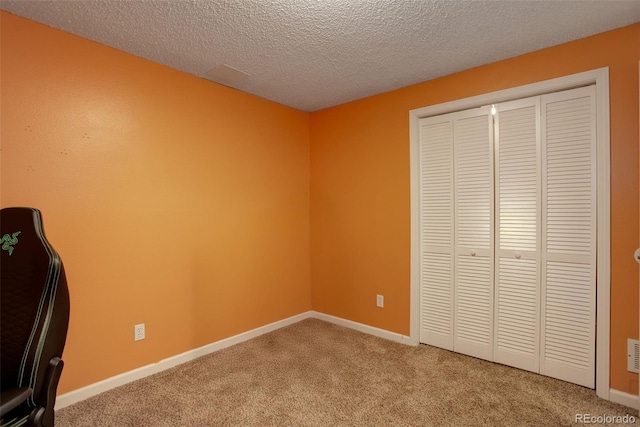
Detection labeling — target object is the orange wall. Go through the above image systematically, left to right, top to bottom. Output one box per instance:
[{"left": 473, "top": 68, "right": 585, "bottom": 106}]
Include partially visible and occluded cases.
[
  {"left": 2, "top": 10, "right": 638, "bottom": 398},
  {"left": 0, "top": 12, "right": 311, "bottom": 393},
  {"left": 310, "top": 24, "right": 640, "bottom": 395}
]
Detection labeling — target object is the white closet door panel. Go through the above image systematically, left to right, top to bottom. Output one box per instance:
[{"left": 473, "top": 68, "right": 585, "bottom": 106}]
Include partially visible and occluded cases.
[
  {"left": 540, "top": 86, "right": 596, "bottom": 388},
  {"left": 543, "top": 89, "right": 595, "bottom": 257},
  {"left": 493, "top": 98, "right": 541, "bottom": 372},
  {"left": 495, "top": 101, "right": 539, "bottom": 252},
  {"left": 453, "top": 108, "right": 494, "bottom": 360},
  {"left": 454, "top": 112, "right": 493, "bottom": 250},
  {"left": 418, "top": 117, "right": 454, "bottom": 349},
  {"left": 421, "top": 120, "right": 454, "bottom": 248},
  {"left": 420, "top": 252, "right": 453, "bottom": 348},
  {"left": 455, "top": 254, "right": 493, "bottom": 360},
  {"left": 494, "top": 257, "right": 539, "bottom": 370},
  {"left": 541, "top": 260, "right": 594, "bottom": 387}
]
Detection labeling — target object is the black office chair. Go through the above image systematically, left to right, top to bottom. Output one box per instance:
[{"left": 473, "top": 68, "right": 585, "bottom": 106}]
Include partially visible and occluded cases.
[{"left": 1, "top": 208, "right": 70, "bottom": 427}]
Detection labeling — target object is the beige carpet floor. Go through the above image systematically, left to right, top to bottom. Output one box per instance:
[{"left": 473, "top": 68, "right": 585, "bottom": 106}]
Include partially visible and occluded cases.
[{"left": 57, "top": 318, "right": 638, "bottom": 426}]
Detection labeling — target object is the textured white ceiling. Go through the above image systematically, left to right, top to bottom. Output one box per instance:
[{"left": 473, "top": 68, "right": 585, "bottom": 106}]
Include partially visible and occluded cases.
[{"left": 2, "top": 1, "right": 639, "bottom": 112}]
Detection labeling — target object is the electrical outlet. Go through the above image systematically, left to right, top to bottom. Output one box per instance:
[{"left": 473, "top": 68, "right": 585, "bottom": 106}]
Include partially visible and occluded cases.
[
  {"left": 376, "top": 294, "right": 384, "bottom": 308},
  {"left": 134, "top": 323, "right": 145, "bottom": 341},
  {"left": 628, "top": 339, "right": 639, "bottom": 373}
]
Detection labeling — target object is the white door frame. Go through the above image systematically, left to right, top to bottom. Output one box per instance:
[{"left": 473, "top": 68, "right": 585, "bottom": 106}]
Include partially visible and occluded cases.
[{"left": 409, "top": 67, "right": 610, "bottom": 400}]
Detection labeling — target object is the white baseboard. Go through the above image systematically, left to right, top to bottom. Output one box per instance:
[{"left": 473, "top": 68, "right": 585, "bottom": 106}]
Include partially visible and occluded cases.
[
  {"left": 55, "top": 311, "right": 314, "bottom": 410},
  {"left": 56, "top": 311, "right": 410, "bottom": 409},
  {"left": 59, "top": 311, "right": 631, "bottom": 412},
  {"left": 311, "top": 311, "right": 414, "bottom": 346},
  {"left": 609, "top": 388, "right": 640, "bottom": 410}
]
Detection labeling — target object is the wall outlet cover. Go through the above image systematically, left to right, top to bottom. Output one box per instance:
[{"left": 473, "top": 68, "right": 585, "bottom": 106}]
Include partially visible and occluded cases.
[
  {"left": 134, "top": 323, "right": 145, "bottom": 341},
  {"left": 628, "top": 339, "right": 639, "bottom": 373}
]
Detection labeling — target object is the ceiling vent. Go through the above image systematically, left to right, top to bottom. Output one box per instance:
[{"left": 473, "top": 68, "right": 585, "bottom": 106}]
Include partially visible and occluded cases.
[{"left": 203, "top": 64, "right": 250, "bottom": 87}]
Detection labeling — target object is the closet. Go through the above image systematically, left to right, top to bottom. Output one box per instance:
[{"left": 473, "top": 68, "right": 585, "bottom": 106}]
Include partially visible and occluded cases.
[{"left": 418, "top": 85, "right": 596, "bottom": 388}]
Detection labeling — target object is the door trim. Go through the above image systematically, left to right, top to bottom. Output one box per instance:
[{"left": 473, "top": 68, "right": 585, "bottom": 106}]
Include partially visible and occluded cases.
[{"left": 409, "top": 67, "right": 610, "bottom": 400}]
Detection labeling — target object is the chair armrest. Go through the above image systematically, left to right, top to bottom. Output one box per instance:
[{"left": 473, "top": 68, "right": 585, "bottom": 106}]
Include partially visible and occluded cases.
[
  {"left": 31, "top": 357, "right": 64, "bottom": 427},
  {"left": 0, "top": 387, "right": 33, "bottom": 417}
]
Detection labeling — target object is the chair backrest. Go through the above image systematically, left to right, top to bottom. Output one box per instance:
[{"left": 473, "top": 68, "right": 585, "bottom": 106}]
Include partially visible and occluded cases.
[{"left": 0, "top": 207, "right": 70, "bottom": 408}]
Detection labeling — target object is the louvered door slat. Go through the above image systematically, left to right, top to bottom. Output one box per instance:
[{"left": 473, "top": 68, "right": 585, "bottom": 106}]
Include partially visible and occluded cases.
[
  {"left": 540, "top": 86, "right": 596, "bottom": 389},
  {"left": 493, "top": 99, "right": 540, "bottom": 372},
  {"left": 496, "top": 103, "right": 538, "bottom": 252},
  {"left": 453, "top": 109, "right": 494, "bottom": 361},
  {"left": 455, "top": 113, "right": 492, "bottom": 250},
  {"left": 418, "top": 117, "right": 454, "bottom": 349},
  {"left": 496, "top": 258, "right": 538, "bottom": 357},
  {"left": 545, "top": 277, "right": 592, "bottom": 364}
]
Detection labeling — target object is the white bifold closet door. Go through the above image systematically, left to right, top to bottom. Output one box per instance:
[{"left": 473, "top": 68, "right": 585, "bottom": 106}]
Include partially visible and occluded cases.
[
  {"left": 418, "top": 85, "right": 596, "bottom": 388},
  {"left": 540, "top": 86, "right": 596, "bottom": 388},
  {"left": 493, "top": 96, "right": 541, "bottom": 373},
  {"left": 418, "top": 107, "right": 494, "bottom": 360},
  {"left": 453, "top": 108, "right": 494, "bottom": 361},
  {"left": 418, "top": 113, "right": 455, "bottom": 350}
]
